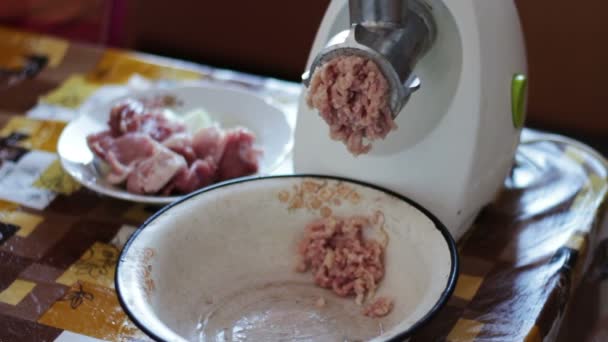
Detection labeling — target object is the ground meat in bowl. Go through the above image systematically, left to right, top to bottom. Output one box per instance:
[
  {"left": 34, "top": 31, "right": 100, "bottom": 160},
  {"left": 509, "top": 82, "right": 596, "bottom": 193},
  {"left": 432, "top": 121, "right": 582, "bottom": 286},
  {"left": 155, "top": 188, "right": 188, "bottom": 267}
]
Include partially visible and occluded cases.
[
  {"left": 306, "top": 55, "right": 397, "bottom": 156},
  {"left": 296, "top": 214, "right": 392, "bottom": 317},
  {"left": 363, "top": 297, "right": 394, "bottom": 318}
]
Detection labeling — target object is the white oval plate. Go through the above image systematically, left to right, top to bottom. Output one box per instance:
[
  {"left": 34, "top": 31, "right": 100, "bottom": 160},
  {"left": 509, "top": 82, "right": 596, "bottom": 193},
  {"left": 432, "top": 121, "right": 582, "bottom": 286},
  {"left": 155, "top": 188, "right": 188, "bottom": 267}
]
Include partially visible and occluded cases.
[{"left": 57, "top": 83, "right": 293, "bottom": 205}]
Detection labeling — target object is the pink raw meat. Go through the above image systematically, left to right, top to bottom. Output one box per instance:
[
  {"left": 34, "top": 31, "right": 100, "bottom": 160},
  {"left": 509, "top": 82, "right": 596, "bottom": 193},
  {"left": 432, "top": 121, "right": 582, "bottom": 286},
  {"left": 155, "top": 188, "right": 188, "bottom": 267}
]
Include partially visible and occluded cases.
[
  {"left": 306, "top": 55, "right": 397, "bottom": 155},
  {"left": 87, "top": 97, "right": 262, "bottom": 196},
  {"left": 108, "top": 98, "right": 144, "bottom": 137},
  {"left": 108, "top": 99, "right": 186, "bottom": 142},
  {"left": 138, "top": 112, "right": 186, "bottom": 142},
  {"left": 192, "top": 126, "right": 225, "bottom": 162},
  {"left": 216, "top": 128, "right": 261, "bottom": 181},
  {"left": 86, "top": 131, "right": 115, "bottom": 160},
  {"left": 87, "top": 132, "right": 157, "bottom": 184},
  {"left": 163, "top": 133, "right": 197, "bottom": 165},
  {"left": 126, "top": 145, "right": 187, "bottom": 195},
  {"left": 169, "top": 157, "right": 218, "bottom": 194},
  {"left": 296, "top": 215, "right": 386, "bottom": 306},
  {"left": 362, "top": 297, "right": 393, "bottom": 318}
]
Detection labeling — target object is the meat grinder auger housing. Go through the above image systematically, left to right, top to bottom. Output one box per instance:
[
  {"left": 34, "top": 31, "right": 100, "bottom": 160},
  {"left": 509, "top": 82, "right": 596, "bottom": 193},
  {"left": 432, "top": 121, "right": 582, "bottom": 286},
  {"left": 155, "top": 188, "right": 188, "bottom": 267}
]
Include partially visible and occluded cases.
[{"left": 294, "top": 0, "right": 528, "bottom": 240}]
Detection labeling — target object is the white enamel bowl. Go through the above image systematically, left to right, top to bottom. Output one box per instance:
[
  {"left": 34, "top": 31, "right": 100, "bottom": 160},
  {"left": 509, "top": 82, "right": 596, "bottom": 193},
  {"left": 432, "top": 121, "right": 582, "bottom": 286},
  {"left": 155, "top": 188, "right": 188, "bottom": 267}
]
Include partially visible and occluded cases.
[
  {"left": 58, "top": 83, "right": 293, "bottom": 205},
  {"left": 116, "top": 175, "right": 458, "bottom": 342}
]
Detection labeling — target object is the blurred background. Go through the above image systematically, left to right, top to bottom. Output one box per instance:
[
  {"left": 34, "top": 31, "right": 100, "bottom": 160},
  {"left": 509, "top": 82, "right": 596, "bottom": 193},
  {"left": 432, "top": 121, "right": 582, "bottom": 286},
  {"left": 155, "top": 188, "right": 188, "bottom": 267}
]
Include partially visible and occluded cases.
[{"left": 0, "top": 0, "right": 606, "bottom": 152}]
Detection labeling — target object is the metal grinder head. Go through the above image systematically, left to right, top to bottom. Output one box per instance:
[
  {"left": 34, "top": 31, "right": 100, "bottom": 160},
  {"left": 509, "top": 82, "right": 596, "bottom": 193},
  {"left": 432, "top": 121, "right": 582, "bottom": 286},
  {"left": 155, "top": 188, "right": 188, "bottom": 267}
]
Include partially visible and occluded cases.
[{"left": 303, "top": 0, "right": 436, "bottom": 118}]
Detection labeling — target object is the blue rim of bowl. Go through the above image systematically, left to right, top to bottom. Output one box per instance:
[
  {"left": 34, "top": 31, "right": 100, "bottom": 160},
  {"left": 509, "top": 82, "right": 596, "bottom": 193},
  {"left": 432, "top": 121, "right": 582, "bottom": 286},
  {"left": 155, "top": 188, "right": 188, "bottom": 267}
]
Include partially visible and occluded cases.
[{"left": 115, "top": 174, "right": 460, "bottom": 342}]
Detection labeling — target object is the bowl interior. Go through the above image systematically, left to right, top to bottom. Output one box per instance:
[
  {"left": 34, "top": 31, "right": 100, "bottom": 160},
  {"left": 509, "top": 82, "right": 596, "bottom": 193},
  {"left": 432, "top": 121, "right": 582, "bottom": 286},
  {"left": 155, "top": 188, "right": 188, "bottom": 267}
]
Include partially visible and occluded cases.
[{"left": 116, "top": 176, "right": 457, "bottom": 342}]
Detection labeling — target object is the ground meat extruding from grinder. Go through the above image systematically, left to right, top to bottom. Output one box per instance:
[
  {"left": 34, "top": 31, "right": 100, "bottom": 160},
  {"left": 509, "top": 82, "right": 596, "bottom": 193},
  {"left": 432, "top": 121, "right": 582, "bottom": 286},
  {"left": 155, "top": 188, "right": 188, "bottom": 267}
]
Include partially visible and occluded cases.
[
  {"left": 306, "top": 55, "right": 397, "bottom": 156},
  {"left": 297, "top": 215, "right": 391, "bottom": 317}
]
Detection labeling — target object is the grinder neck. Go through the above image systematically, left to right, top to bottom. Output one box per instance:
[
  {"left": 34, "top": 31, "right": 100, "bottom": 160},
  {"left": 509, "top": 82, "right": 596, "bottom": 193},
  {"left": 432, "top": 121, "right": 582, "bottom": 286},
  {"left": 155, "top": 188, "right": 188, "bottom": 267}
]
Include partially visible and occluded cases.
[
  {"left": 348, "top": 0, "right": 436, "bottom": 87},
  {"left": 349, "top": 0, "right": 410, "bottom": 28}
]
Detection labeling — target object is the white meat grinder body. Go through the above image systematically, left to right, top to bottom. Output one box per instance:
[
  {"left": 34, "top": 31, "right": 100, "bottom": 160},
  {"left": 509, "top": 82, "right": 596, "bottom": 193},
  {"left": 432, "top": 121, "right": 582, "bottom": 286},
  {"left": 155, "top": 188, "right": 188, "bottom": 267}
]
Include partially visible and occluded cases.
[{"left": 294, "top": 0, "right": 528, "bottom": 240}]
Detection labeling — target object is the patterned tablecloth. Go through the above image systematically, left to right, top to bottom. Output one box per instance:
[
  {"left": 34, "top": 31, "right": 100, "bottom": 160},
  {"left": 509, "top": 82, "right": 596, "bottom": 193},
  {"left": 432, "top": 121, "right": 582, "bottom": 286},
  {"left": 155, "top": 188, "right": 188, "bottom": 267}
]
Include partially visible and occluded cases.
[{"left": 0, "top": 26, "right": 606, "bottom": 342}]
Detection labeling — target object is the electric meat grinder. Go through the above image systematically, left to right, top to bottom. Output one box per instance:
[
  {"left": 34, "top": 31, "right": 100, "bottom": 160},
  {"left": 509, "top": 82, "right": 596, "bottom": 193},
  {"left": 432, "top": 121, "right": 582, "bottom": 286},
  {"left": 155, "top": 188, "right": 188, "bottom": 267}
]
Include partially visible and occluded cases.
[{"left": 294, "top": 0, "right": 528, "bottom": 240}]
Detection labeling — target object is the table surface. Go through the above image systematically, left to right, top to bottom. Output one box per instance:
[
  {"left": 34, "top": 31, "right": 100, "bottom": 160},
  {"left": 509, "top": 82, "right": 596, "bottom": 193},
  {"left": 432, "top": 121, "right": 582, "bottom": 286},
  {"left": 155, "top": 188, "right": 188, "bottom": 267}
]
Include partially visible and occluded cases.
[{"left": 0, "top": 26, "right": 607, "bottom": 342}]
